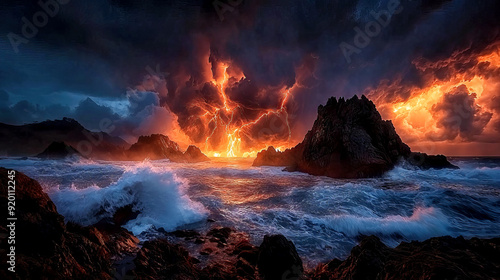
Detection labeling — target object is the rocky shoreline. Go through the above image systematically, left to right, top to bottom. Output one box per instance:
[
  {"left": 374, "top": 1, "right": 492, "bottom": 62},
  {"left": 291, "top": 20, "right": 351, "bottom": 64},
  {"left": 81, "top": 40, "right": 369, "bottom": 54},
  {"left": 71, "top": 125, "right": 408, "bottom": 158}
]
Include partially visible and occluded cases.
[{"left": 2, "top": 168, "right": 499, "bottom": 280}]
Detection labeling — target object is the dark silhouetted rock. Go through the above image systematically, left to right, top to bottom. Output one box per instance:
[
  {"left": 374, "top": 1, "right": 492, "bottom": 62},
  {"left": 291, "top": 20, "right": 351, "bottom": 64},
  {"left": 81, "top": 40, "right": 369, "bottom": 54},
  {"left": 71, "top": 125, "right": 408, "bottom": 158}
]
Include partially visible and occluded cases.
[
  {"left": 254, "top": 95, "right": 457, "bottom": 178},
  {"left": 0, "top": 118, "right": 129, "bottom": 160},
  {"left": 127, "top": 134, "right": 210, "bottom": 162},
  {"left": 127, "top": 134, "right": 183, "bottom": 160},
  {"left": 36, "top": 141, "right": 81, "bottom": 159},
  {"left": 183, "top": 145, "right": 210, "bottom": 162},
  {"left": 252, "top": 146, "right": 296, "bottom": 167},
  {"left": 408, "top": 152, "right": 459, "bottom": 169},
  {"left": 0, "top": 168, "right": 139, "bottom": 280},
  {"left": 257, "top": 234, "right": 304, "bottom": 280},
  {"left": 309, "top": 235, "right": 500, "bottom": 280}
]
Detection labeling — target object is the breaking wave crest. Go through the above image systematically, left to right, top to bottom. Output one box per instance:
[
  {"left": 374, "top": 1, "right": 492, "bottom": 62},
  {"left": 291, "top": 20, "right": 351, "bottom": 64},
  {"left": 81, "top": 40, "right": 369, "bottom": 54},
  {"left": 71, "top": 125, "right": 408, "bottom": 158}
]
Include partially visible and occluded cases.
[{"left": 49, "top": 163, "right": 208, "bottom": 235}]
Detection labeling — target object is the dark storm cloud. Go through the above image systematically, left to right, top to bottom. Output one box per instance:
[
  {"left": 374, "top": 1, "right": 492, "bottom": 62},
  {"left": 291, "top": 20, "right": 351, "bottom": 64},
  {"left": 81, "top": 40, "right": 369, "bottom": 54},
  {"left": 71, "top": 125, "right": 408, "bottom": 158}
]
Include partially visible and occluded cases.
[
  {"left": 0, "top": 0, "right": 499, "bottom": 143},
  {"left": 429, "top": 85, "right": 493, "bottom": 141},
  {"left": 0, "top": 90, "right": 9, "bottom": 105},
  {"left": 0, "top": 100, "right": 71, "bottom": 125}
]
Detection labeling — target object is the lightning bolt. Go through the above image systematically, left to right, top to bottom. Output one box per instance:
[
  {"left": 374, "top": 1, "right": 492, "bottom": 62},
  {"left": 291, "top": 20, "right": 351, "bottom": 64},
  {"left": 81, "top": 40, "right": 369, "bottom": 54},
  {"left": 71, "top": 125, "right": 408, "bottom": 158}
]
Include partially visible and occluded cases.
[{"left": 198, "top": 64, "right": 293, "bottom": 157}]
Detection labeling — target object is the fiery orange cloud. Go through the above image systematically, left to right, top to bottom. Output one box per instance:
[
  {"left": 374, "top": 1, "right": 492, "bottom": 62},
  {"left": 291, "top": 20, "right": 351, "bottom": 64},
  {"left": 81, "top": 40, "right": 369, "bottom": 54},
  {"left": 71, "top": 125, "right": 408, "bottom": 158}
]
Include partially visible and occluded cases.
[
  {"left": 367, "top": 47, "right": 500, "bottom": 155},
  {"left": 182, "top": 62, "right": 295, "bottom": 158}
]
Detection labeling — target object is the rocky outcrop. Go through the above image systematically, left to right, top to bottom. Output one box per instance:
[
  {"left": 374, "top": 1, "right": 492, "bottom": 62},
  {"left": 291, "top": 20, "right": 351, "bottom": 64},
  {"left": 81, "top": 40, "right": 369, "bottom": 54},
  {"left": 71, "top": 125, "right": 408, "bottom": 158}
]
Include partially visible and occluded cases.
[
  {"left": 253, "top": 95, "right": 457, "bottom": 178},
  {"left": 127, "top": 134, "right": 209, "bottom": 162},
  {"left": 127, "top": 134, "right": 183, "bottom": 160},
  {"left": 36, "top": 141, "right": 81, "bottom": 159},
  {"left": 183, "top": 145, "right": 210, "bottom": 163},
  {"left": 252, "top": 146, "right": 296, "bottom": 167},
  {"left": 408, "top": 152, "right": 459, "bottom": 169},
  {"left": 0, "top": 168, "right": 139, "bottom": 280},
  {"left": 309, "top": 235, "right": 500, "bottom": 280}
]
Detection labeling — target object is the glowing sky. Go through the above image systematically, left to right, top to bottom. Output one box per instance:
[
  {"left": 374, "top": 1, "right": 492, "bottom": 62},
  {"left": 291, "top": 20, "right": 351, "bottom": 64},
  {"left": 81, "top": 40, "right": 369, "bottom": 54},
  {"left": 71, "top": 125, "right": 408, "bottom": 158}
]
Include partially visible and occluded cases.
[{"left": 0, "top": 0, "right": 499, "bottom": 156}]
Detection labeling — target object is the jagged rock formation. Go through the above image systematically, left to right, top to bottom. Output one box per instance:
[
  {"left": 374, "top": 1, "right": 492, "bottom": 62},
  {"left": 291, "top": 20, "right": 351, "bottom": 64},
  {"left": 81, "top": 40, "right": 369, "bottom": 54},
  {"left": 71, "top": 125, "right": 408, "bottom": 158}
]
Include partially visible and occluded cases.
[
  {"left": 253, "top": 95, "right": 457, "bottom": 178},
  {"left": 0, "top": 118, "right": 129, "bottom": 160},
  {"left": 126, "top": 134, "right": 209, "bottom": 162},
  {"left": 36, "top": 141, "right": 81, "bottom": 159},
  {"left": 0, "top": 168, "right": 139, "bottom": 280},
  {"left": 309, "top": 235, "right": 500, "bottom": 280}
]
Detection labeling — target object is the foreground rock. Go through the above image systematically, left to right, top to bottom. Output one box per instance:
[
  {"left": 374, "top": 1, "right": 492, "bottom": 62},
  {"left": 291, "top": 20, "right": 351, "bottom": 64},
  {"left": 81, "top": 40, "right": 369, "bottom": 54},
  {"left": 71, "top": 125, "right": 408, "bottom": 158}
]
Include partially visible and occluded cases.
[
  {"left": 254, "top": 95, "right": 457, "bottom": 178},
  {"left": 127, "top": 134, "right": 210, "bottom": 162},
  {"left": 36, "top": 141, "right": 81, "bottom": 159},
  {"left": 0, "top": 168, "right": 139, "bottom": 280},
  {"left": 132, "top": 231, "right": 301, "bottom": 280},
  {"left": 258, "top": 235, "right": 304, "bottom": 280},
  {"left": 309, "top": 235, "right": 500, "bottom": 280},
  {"left": 133, "top": 239, "right": 201, "bottom": 280}
]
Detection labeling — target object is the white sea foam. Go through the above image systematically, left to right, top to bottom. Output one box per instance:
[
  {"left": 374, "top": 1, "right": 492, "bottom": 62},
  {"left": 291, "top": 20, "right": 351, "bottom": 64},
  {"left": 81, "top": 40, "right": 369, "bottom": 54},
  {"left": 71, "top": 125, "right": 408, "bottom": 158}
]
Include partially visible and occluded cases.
[
  {"left": 49, "top": 162, "right": 208, "bottom": 235},
  {"left": 316, "top": 206, "right": 450, "bottom": 240}
]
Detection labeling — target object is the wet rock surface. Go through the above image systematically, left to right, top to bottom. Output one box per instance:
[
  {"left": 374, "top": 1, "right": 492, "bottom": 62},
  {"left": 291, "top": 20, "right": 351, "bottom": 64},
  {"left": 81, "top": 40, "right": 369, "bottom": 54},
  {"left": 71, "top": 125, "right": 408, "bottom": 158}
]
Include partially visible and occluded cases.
[{"left": 309, "top": 235, "right": 500, "bottom": 280}]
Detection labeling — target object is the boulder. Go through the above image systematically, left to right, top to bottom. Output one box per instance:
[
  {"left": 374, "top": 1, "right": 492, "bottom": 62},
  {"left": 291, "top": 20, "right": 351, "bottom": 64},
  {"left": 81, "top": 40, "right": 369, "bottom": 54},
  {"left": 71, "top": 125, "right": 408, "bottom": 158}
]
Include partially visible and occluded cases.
[{"left": 257, "top": 235, "right": 304, "bottom": 280}]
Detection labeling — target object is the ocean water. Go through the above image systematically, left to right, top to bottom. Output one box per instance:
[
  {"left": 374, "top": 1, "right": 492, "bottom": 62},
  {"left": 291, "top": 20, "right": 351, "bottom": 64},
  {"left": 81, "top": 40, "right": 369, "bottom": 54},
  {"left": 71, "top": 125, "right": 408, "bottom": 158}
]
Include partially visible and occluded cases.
[{"left": 1, "top": 156, "right": 499, "bottom": 266}]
